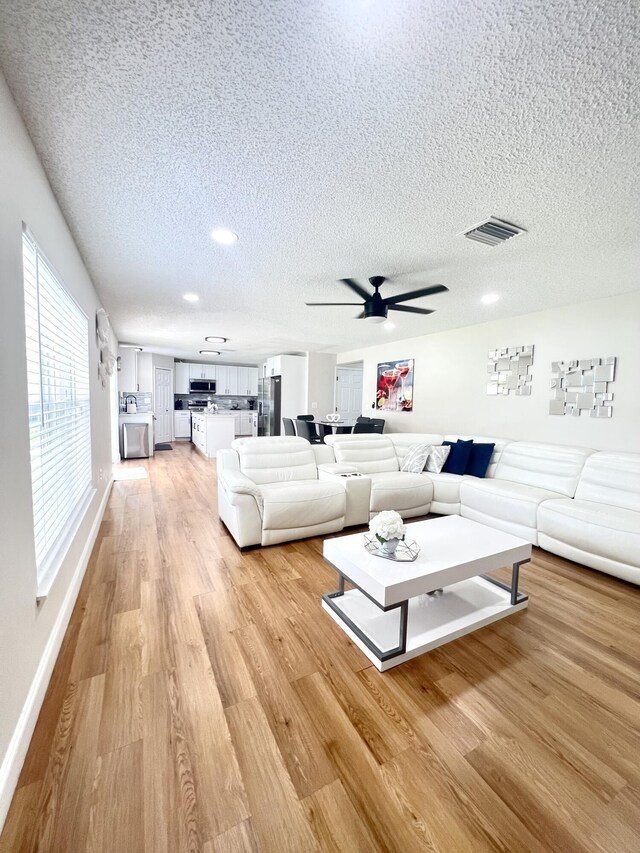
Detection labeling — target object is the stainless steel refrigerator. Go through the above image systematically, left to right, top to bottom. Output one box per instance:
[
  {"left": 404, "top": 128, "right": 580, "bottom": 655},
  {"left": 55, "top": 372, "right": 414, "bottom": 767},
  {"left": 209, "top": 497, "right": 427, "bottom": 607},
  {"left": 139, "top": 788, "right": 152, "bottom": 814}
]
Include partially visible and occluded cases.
[{"left": 258, "top": 375, "right": 282, "bottom": 436}]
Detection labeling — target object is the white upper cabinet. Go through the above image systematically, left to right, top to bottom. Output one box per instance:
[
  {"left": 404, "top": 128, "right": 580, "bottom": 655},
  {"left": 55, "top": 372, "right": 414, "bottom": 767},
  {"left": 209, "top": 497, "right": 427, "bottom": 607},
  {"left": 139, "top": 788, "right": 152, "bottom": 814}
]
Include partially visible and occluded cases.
[
  {"left": 118, "top": 346, "right": 138, "bottom": 393},
  {"left": 174, "top": 362, "right": 259, "bottom": 395},
  {"left": 175, "top": 362, "right": 190, "bottom": 394},
  {"left": 247, "top": 367, "right": 259, "bottom": 396}
]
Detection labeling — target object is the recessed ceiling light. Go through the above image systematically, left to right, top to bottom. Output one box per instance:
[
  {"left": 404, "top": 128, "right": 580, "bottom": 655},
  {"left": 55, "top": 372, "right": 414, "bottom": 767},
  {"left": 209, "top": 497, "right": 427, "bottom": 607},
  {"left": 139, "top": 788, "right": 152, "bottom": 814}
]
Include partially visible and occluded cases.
[
  {"left": 211, "top": 227, "right": 238, "bottom": 245},
  {"left": 183, "top": 293, "right": 199, "bottom": 302},
  {"left": 481, "top": 293, "right": 501, "bottom": 304},
  {"left": 205, "top": 336, "right": 228, "bottom": 344},
  {"left": 200, "top": 350, "right": 221, "bottom": 356}
]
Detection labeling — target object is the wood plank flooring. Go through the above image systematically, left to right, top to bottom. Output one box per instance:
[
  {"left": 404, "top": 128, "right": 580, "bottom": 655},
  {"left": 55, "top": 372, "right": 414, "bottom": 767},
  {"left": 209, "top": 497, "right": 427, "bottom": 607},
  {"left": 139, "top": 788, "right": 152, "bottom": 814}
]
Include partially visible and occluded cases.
[{"left": 2, "top": 441, "right": 640, "bottom": 852}]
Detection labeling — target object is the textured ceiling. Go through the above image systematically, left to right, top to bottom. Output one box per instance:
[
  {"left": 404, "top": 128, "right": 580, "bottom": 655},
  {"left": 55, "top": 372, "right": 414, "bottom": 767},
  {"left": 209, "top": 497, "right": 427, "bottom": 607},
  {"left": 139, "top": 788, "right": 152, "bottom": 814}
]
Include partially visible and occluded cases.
[{"left": 1, "top": 0, "right": 639, "bottom": 364}]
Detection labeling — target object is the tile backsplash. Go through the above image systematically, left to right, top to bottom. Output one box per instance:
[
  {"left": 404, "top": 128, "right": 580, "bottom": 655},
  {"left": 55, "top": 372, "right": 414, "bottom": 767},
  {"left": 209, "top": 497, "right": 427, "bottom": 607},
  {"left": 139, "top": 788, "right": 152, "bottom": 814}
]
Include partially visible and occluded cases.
[
  {"left": 119, "top": 392, "right": 152, "bottom": 413},
  {"left": 174, "top": 394, "right": 256, "bottom": 411}
]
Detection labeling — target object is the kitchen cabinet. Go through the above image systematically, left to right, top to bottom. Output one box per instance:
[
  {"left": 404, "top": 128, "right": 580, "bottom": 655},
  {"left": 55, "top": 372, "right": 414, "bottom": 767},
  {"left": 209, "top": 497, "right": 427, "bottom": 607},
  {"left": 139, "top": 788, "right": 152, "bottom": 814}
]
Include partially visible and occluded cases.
[
  {"left": 118, "top": 346, "right": 138, "bottom": 393},
  {"left": 175, "top": 362, "right": 190, "bottom": 394},
  {"left": 178, "top": 362, "right": 259, "bottom": 396},
  {"left": 216, "top": 365, "right": 239, "bottom": 395},
  {"left": 248, "top": 367, "right": 259, "bottom": 396},
  {"left": 174, "top": 411, "right": 191, "bottom": 439},
  {"left": 232, "top": 411, "right": 256, "bottom": 437},
  {"left": 191, "top": 413, "right": 235, "bottom": 458}
]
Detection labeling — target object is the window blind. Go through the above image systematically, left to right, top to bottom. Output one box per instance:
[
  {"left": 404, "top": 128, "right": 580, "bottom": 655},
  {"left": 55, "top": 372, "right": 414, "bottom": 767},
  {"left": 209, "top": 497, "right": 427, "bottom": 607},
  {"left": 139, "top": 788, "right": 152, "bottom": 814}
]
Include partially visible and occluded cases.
[{"left": 22, "top": 228, "right": 92, "bottom": 586}]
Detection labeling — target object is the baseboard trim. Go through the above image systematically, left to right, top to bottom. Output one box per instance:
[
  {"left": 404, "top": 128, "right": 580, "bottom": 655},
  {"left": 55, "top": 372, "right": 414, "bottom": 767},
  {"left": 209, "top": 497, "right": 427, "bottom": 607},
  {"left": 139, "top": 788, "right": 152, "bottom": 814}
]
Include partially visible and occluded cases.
[{"left": 0, "top": 477, "right": 114, "bottom": 832}]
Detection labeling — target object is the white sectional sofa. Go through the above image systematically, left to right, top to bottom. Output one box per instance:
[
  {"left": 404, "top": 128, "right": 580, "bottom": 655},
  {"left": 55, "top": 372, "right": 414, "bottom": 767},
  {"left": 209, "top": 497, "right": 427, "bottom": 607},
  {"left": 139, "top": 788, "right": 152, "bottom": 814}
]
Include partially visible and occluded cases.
[{"left": 217, "top": 434, "right": 640, "bottom": 585}]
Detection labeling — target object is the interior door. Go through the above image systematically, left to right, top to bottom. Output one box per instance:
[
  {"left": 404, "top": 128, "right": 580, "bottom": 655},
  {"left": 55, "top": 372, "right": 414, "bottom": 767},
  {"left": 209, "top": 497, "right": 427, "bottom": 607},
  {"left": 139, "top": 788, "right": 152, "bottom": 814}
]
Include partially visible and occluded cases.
[
  {"left": 335, "top": 365, "right": 364, "bottom": 420},
  {"left": 154, "top": 367, "right": 173, "bottom": 444}
]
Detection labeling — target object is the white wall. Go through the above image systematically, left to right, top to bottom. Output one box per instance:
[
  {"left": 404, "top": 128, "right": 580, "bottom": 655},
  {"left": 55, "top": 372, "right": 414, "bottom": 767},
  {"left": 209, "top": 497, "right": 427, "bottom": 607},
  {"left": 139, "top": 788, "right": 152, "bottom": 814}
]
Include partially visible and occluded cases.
[
  {"left": 0, "top": 72, "right": 113, "bottom": 826},
  {"left": 338, "top": 291, "right": 640, "bottom": 452},
  {"left": 306, "top": 352, "right": 337, "bottom": 418}
]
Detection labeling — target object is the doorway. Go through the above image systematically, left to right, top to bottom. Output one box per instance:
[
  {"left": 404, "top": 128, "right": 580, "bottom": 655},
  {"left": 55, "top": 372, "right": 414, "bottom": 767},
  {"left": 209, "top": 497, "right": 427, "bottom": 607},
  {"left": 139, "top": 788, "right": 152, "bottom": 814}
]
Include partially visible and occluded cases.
[
  {"left": 335, "top": 362, "right": 364, "bottom": 421},
  {"left": 154, "top": 367, "right": 173, "bottom": 445}
]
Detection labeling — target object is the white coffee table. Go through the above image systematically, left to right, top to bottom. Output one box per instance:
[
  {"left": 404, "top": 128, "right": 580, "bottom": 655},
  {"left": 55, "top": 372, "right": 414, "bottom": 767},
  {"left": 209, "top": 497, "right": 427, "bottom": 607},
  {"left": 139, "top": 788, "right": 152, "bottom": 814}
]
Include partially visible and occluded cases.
[{"left": 322, "top": 515, "right": 531, "bottom": 671}]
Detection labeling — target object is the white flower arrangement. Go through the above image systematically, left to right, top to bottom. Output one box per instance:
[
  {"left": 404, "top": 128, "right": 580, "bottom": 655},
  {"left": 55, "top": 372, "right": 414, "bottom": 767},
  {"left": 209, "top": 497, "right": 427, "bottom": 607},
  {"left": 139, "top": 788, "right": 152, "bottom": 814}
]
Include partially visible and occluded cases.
[{"left": 369, "top": 510, "right": 406, "bottom": 545}]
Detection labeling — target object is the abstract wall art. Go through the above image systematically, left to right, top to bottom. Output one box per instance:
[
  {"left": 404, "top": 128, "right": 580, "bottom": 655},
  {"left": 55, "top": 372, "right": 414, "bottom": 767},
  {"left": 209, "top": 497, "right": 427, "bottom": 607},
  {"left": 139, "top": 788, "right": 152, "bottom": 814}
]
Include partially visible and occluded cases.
[
  {"left": 487, "top": 345, "right": 534, "bottom": 396},
  {"left": 549, "top": 357, "right": 616, "bottom": 417},
  {"left": 376, "top": 359, "right": 414, "bottom": 412}
]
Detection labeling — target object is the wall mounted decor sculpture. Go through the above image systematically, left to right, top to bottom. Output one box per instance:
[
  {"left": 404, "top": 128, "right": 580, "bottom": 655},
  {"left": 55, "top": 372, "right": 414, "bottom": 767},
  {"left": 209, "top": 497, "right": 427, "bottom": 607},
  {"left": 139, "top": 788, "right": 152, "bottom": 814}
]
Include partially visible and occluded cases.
[
  {"left": 487, "top": 345, "right": 534, "bottom": 396},
  {"left": 549, "top": 357, "right": 616, "bottom": 417}
]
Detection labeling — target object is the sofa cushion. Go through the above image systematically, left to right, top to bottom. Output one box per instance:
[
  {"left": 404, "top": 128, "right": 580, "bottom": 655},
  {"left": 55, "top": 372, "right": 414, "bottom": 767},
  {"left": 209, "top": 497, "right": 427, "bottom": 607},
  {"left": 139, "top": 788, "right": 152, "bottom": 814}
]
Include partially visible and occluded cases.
[
  {"left": 386, "top": 433, "right": 445, "bottom": 463},
  {"left": 325, "top": 435, "right": 399, "bottom": 474},
  {"left": 233, "top": 436, "right": 318, "bottom": 485},
  {"left": 442, "top": 440, "right": 473, "bottom": 475},
  {"left": 494, "top": 441, "right": 594, "bottom": 497},
  {"left": 465, "top": 443, "right": 495, "bottom": 478},
  {"left": 400, "top": 444, "right": 431, "bottom": 473},
  {"left": 574, "top": 451, "right": 640, "bottom": 512},
  {"left": 369, "top": 472, "right": 433, "bottom": 516},
  {"left": 426, "top": 472, "right": 467, "bottom": 507},
  {"left": 460, "top": 478, "right": 563, "bottom": 530},
  {"left": 260, "top": 480, "right": 346, "bottom": 530},
  {"left": 538, "top": 498, "right": 640, "bottom": 568}
]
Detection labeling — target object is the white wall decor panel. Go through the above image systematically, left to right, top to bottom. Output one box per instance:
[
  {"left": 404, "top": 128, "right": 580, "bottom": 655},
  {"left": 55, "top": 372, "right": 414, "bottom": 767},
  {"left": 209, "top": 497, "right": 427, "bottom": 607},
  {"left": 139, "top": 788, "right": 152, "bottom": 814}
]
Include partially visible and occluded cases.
[
  {"left": 487, "top": 345, "right": 534, "bottom": 396},
  {"left": 549, "top": 357, "right": 616, "bottom": 418}
]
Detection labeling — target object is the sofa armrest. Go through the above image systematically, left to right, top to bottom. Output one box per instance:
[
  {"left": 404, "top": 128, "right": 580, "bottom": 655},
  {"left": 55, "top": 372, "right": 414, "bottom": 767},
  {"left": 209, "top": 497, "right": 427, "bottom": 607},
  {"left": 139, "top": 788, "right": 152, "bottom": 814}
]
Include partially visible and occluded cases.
[
  {"left": 318, "top": 463, "right": 359, "bottom": 476},
  {"left": 218, "top": 467, "right": 264, "bottom": 515}
]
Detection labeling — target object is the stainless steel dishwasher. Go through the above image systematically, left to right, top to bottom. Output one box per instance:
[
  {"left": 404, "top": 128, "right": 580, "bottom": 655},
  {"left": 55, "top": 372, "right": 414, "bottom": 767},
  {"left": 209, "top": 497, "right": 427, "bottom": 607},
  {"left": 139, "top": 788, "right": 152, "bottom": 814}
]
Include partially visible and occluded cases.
[{"left": 122, "top": 422, "right": 150, "bottom": 458}]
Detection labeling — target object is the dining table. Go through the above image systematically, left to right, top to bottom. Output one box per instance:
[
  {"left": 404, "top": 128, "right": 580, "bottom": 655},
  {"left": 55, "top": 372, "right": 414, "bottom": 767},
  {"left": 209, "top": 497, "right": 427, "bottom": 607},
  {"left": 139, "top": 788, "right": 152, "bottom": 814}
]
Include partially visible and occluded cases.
[{"left": 312, "top": 419, "right": 355, "bottom": 436}]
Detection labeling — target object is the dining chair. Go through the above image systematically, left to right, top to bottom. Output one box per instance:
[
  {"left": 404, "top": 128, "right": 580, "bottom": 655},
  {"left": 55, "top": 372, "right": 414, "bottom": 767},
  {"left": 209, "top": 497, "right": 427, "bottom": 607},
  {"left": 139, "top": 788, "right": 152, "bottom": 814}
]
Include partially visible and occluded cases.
[
  {"left": 296, "top": 414, "right": 314, "bottom": 420},
  {"left": 355, "top": 416, "right": 371, "bottom": 423},
  {"left": 283, "top": 417, "right": 296, "bottom": 436},
  {"left": 296, "top": 418, "right": 322, "bottom": 443},
  {"left": 370, "top": 418, "right": 385, "bottom": 434},
  {"left": 352, "top": 422, "right": 375, "bottom": 434}
]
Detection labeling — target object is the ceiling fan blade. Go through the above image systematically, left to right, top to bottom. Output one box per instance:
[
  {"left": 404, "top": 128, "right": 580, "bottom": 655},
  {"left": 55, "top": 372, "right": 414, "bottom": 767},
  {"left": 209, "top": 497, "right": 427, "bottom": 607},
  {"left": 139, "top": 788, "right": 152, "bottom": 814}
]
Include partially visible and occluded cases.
[
  {"left": 340, "top": 278, "right": 371, "bottom": 300},
  {"left": 384, "top": 284, "right": 448, "bottom": 305},
  {"left": 305, "top": 302, "right": 363, "bottom": 306},
  {"left": 387, "top": 304, "right": 435, "bottom": 315},
  {"left": 356, "top": 311, "right": 366, "bottom": 319}
]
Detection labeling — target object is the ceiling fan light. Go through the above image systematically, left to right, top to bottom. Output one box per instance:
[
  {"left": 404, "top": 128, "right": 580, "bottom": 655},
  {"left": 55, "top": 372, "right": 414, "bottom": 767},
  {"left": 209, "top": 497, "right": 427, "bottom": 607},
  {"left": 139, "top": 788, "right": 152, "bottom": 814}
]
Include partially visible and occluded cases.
[{"left": 364, "top": 315, "right": 386, "bottom": 324}]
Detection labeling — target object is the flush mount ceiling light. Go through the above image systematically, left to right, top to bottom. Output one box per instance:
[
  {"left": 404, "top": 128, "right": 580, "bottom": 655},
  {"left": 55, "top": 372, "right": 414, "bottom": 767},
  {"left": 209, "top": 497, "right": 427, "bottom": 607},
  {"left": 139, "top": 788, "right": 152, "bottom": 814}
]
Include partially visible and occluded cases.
[
  {"left": 211, "top": 227, "right": 238, "bottom": 245},
  {"left": 183, "top": 293, "right": 199, "bottom": 302},
  {"left": 481, "top": 293, "right": 501, "bottom": 304},
  {"left": 205, "top": 336, "right": 228, "bottom": 344},
  {"left": 200, "top": 350, "right": 221, "bottom": 356}
]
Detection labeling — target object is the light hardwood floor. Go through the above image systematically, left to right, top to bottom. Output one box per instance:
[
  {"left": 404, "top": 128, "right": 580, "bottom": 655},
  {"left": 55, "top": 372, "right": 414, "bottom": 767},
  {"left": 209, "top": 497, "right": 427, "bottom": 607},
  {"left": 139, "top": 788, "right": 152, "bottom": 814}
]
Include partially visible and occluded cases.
[{"left": 2, "top": 441, "right": 640, "bottom": 852}]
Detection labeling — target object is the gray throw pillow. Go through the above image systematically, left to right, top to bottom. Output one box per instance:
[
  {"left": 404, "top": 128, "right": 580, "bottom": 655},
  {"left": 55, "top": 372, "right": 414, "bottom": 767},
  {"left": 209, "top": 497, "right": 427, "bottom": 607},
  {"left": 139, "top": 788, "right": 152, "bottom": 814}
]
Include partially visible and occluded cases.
[
  {"left": 400, "top": 444, "right": 431, "bottom": 473},
  {"left": 425, "top": 444, "right": 451, "bottom": 474}
]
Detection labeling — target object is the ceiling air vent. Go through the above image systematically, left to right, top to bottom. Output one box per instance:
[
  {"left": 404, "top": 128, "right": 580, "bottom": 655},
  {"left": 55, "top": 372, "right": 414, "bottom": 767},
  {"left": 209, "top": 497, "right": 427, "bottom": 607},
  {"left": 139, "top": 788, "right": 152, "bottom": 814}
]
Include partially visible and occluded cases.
[{"left": 462, "top": 217, "right": 526, "bottom": 247}]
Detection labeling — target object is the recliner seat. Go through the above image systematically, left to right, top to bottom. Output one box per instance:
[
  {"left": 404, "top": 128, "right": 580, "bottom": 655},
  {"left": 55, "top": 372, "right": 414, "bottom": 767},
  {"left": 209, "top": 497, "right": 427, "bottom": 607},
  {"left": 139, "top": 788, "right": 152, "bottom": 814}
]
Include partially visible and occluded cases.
[
  {"left": 217, "top": 436, "right": 346, "bottom": 547},
  {"left": 460, "top": 441, "right": 595, "bottom": 544},
  {"left": 537, "top": 451, "right": 640, "bottom": 584}
]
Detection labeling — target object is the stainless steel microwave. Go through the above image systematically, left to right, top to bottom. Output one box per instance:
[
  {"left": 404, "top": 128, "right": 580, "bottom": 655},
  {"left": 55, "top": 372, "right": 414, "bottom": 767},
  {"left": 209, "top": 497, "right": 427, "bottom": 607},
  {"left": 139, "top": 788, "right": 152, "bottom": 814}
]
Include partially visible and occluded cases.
[{"left": 189, "top": 379, "right": 216, "bottom": 393}]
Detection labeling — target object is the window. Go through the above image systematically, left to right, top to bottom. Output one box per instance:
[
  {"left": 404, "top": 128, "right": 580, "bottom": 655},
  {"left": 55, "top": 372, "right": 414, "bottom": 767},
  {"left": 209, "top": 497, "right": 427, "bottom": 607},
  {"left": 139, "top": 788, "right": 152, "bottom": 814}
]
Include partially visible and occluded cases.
[{"left": 22, "top": 227, "right": 93, "bottom": 589}]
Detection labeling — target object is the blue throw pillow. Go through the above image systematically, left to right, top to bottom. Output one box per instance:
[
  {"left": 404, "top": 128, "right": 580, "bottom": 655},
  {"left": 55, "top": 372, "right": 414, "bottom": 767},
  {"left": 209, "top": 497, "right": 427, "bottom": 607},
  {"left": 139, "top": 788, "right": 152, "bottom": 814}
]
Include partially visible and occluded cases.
[
  {"left": 441, "top": 439, "right": 473, "bottom": 475},
  {"left": 465, "top": 443, "right": 495, "bottom": 478}
]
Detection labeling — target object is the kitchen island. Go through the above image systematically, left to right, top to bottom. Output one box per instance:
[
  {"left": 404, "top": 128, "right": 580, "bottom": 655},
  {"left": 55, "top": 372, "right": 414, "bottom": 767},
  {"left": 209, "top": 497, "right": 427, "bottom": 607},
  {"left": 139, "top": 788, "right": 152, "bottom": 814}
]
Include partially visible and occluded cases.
[{"left": 191, "top": 412, "right": 235, "bottom": 458}]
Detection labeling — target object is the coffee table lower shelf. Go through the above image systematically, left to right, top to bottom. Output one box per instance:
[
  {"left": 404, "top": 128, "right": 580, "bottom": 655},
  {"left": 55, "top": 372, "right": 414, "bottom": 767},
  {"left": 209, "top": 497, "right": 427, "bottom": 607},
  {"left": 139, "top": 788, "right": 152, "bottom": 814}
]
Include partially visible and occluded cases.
[{"left": 322, "top": 575, "right": 528, "bottom": 672}]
